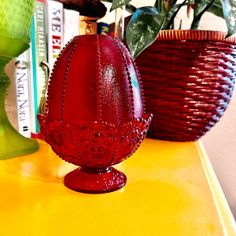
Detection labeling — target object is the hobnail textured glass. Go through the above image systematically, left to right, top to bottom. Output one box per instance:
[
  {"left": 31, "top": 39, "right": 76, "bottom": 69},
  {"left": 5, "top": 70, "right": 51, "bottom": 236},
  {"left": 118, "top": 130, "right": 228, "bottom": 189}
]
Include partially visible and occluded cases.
[
  {"left": 0, "top": 0, "right": 38, "bottom": 160},
  {"left": 0, "top": 0, "right": 34, "bottom": 40},
  {"left": 39, "top": 35, "right": 152, "bottom": 193}
]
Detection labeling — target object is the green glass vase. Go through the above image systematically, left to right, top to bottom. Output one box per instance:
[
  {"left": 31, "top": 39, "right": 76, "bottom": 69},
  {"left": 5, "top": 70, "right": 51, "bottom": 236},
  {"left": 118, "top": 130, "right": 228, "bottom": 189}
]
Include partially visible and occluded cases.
[{"left": 0, "top": 0, "right": 38, "bottom": 160}]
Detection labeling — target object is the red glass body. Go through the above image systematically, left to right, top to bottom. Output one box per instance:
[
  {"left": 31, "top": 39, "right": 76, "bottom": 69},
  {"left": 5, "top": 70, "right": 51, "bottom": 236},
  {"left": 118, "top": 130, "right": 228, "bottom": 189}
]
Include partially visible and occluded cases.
[{"left": 39, "top": 35, "right": 152, "bottom": 193}]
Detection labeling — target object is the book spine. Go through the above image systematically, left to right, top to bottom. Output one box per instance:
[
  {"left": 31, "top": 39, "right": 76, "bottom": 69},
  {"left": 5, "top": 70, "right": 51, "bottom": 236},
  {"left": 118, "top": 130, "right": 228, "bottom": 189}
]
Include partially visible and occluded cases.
[
  {"left": 29, "top": 0, "right": 48, "bottom": 135},
  {"left": 46, "top": 0, "right": 64, "bottom": 71},
  {"left": 63, "top": 8, "right": 80, "bottom": 46},
  {"left": 28, "top": 18, "right": 37, "bottom": 136},
  {"left": 97, "top": 22, "right": 110, "bottom": 35},
  {"left": 15, "top": 50, "right": 32, "bottom": 138},
  {"left": 5, "top": 60, "right": 18, "bottom": 131}
]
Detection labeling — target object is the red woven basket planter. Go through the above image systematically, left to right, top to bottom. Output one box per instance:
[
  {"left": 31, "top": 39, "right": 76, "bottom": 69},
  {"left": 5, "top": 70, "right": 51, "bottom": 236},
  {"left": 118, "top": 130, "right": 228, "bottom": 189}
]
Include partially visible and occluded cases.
[{"left": 136, "top": 30, "right": 236, "bottom": 141}]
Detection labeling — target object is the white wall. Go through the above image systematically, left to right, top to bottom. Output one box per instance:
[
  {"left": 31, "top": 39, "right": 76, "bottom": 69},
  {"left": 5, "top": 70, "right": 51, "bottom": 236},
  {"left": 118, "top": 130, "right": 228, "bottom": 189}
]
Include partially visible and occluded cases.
[{"left": 202, "top": 90, "right": 236, "bottom": 218}]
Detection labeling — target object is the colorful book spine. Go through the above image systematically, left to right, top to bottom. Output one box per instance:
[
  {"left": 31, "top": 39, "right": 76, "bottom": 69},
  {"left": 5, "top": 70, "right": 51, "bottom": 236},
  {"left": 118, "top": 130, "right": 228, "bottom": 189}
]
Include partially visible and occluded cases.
[
  {"left": 29, "top": 0, "right": 48, "bottom": 135},
  {"left": 46, "top": 0, "right": 64, "bottom": 71},
  {"left": 63, "top": 8, "right": 80, "bottom": 46},
  {"left": 97, "top": 22, "right": 110, "bottom": 35},
  {"left": 14, "top": 50, "right": 32, "bottom": 138},
  {"left": 5, "top": 60, "right": 18, "bottom": 131}
]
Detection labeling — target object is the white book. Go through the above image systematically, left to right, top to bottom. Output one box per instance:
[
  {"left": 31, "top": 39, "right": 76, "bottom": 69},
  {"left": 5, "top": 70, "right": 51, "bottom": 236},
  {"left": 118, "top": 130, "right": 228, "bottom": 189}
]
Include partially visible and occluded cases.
[
  {"left": 46, "top": 0, "right": 64, "bottom": 71},
  {"left": 63, "top": 8, "right": 80, "bottom": 46},
  {"left": 15, "top": 50, "right": 32, "bottom": 138}
]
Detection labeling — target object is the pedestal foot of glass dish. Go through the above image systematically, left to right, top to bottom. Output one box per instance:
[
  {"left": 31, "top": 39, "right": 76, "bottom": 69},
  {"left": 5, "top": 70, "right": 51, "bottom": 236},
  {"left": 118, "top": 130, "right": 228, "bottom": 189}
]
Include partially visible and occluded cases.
[
  {"left": 0, "top": 74, "right": 38, "bottom": 160},
  {"left": 64, "top": 167, "right": 127, "bottom": 193}
]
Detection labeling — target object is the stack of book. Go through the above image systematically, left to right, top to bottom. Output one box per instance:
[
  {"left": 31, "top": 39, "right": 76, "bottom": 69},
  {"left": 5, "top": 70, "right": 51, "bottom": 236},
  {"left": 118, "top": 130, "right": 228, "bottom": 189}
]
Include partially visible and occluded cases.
[{"left": 14, "top": 0, "right": 80, "bottom": 138}]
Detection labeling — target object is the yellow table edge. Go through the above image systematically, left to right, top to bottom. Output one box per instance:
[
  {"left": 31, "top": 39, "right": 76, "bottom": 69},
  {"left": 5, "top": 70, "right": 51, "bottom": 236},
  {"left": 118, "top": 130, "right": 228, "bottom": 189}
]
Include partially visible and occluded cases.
[
  {"left": 1, "top": 139, "right": 236, "bottom": 235},
  {"left": 197, "top": 141, "right": 236, "bottom": 235}
]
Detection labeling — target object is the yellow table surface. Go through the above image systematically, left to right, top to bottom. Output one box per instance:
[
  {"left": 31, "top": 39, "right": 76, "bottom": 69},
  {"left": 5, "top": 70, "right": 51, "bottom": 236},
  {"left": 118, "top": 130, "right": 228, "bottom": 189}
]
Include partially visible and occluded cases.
[{"left": 0, "top": 139, "right": 235, "bottom": 236}]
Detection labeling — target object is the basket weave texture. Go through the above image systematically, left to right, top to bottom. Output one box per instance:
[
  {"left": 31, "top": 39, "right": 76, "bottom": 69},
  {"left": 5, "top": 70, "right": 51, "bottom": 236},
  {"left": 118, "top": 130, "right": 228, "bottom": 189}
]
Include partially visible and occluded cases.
[{"left": 136, "top": 30, "right": 236, "bottom": 141}]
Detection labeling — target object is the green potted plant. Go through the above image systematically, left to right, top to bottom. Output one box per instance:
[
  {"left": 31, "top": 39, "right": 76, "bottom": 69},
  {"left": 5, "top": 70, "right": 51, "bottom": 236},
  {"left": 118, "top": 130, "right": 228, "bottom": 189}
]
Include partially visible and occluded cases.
[
  {"left": 107, "top": 0, "right": 236, "bottom": 141},
  {"left": 109, "top": 0, "right": 236, "bottom": 57}
]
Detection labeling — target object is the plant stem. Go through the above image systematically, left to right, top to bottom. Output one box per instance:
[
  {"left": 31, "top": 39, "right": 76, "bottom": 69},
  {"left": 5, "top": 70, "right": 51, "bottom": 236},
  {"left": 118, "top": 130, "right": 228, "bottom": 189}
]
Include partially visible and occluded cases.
[
  {"left": 165, "top": 0, "right": 188, "bottom": 29},
  {"left": 191, "top": 0, "right": 215, "bottom": 29},
  {"left": 126, "top": 3, "right": 136, "bottom": 14}
]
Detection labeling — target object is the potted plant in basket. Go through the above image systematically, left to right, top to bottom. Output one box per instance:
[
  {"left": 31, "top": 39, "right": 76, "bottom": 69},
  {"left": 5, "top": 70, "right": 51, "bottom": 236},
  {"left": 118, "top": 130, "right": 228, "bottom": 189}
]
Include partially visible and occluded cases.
[{"left": 107, "top": 0, "right": 236, "bottom": 141}]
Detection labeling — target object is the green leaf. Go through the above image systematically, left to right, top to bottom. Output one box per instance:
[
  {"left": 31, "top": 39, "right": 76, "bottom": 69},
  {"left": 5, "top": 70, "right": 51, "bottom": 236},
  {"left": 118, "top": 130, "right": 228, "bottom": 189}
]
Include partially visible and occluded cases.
[
  {"left": 102, "top": 0, "right": 136, "bottom": 13},
  {"left": 110, "top": 0, "right": 132, "bottom": 11},
  {"left": 155, "top": 0, "right": 163, "bottom": 12},
  {"left": 194, "top": 0, "right": 207, "bottom": 17},
  {"left": 207, "top": 0, "right": 223, "bottom": 17},
  {"left": 221, "top": 0, "right": 236, "bottom": 36},
  {"left": 126, "top": 7, "right": 166, "bottom": 59}
]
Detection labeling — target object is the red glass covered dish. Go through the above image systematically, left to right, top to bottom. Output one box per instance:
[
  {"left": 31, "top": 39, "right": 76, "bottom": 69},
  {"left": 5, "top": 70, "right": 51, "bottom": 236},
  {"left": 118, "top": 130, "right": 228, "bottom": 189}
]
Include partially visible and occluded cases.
[{"left": 39, "top": 35, "right": 152, "bottom": 193}]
